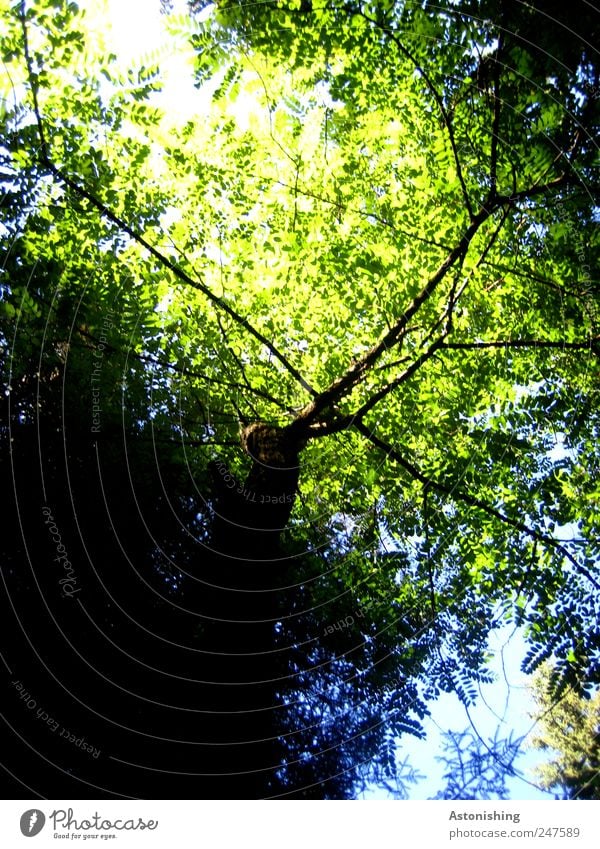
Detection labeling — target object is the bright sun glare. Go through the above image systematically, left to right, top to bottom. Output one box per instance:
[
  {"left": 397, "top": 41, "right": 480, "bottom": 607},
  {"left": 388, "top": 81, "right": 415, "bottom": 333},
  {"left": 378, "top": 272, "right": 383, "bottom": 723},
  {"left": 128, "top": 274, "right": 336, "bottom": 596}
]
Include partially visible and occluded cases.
[{"left": 87, "top": 0, "right": 206, "bottom": 122}]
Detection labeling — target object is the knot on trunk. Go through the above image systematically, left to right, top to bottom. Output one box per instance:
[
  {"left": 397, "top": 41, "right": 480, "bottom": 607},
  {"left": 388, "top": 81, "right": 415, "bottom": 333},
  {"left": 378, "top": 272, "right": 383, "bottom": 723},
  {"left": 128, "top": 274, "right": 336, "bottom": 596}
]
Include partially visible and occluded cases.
[
  {"left": 241, "top": 422, "right": 304, "bottom": 468},
  {"left": 240, "top": 424, "right": 304, "bottom": 530}
]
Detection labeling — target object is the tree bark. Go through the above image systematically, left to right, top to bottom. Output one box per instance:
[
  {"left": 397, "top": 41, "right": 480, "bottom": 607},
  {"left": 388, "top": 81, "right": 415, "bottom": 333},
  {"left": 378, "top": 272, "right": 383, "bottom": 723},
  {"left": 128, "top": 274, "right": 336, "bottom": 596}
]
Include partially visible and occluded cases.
[{"left": 210, "top": 422, "right": 305, "bottom": 558}]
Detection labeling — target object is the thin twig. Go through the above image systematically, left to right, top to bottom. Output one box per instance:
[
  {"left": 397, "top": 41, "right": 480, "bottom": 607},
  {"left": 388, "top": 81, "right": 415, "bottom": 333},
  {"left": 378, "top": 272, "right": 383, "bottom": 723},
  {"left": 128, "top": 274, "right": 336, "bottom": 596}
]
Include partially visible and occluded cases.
[
  {"left": 19, "top": 5, "right": 316, "bottom": 401},
  {"left": 358, "top": 10, "right": 474, "bottom": 220},
  {"left": 489, "top": 34, "right": 504, "bottom": 200},
  {"left": 292, "top": 204, "right": 495, "bottom": 431},
  {"left": 440, "top": 337, "right": 599, "bottom": 352},
  {"left": 354, "top": 421, "right": 600, "bottom": 591}
]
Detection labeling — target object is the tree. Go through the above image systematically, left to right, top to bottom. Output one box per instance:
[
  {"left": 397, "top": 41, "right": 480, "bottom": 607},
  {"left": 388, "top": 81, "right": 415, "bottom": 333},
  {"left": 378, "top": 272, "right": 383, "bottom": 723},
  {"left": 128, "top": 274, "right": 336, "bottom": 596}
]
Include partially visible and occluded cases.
[
  {"left": 1, "top": 0, "right": 599, "bottom": 798},
  {"left": 529, "top": 665, "right": 600, "bottom": 800}
]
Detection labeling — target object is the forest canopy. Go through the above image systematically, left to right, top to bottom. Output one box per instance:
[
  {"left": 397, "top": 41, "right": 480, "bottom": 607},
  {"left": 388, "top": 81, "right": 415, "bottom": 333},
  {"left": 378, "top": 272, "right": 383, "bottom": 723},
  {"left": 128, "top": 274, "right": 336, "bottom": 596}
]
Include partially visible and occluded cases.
[{"left": 1, "top": 0, "right": 599, "bottom": 799}]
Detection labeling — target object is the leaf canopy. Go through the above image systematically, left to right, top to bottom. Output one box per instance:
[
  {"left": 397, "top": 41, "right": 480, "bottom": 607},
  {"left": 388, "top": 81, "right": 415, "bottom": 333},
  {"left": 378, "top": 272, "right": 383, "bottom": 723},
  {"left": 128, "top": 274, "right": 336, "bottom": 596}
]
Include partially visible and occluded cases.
[{"left": 1, "top": 0, "right": 599, "bottom": 798}]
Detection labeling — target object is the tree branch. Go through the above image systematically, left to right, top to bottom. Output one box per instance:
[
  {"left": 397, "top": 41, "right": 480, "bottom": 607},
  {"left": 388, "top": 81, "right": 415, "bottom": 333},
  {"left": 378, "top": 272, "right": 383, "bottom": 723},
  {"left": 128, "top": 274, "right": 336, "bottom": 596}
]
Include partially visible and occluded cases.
[
  {"left": 19, "top": 6, "right": 317, "bottom": 402},
  {"left": 358, "top": 10, "right": 474, "bottom": 220},
  {"left": 489, "top": 35, "right": 504, "bottom": 200},
  {"left": 499, "top": 174, "right": 573, "bottom": 205},
  {"left": 271, "top": 178, "right": 453, "bottom": 252},
  {"left": 298, "top": 199, "right": 514, "bottom": 432},
  {"left": 291, "top": 204, "right": 495, "bottom": 433},
  {"left": 214, "top": 312, "right": 260, "bottom": 422},
  {"left": 73, "top": 325, "right": 294, "bottom": 413},
  {"left": 350, "top": 336, "right": 447, "bottom": 423},
  {"left": 440, "top": 337, "right": 599, "bottom": 353},
  {"left": 354, "top": 422, "right": 600, "bottom": 591}
]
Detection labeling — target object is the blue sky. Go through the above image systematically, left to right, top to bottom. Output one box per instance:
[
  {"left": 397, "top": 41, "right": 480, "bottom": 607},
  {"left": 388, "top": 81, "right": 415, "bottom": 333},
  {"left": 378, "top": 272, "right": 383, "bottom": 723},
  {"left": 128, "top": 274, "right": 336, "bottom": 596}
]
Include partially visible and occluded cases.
[{"left": 370, "top": 625, "right": 552, "bottom": 799}]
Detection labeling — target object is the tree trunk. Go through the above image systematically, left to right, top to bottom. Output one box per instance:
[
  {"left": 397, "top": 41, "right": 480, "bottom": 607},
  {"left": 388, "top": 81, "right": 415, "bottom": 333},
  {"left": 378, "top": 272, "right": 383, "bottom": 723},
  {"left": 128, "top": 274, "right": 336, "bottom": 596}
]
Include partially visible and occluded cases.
[{"left": 210, "top": 422, "right": 305, "bottom": 558}]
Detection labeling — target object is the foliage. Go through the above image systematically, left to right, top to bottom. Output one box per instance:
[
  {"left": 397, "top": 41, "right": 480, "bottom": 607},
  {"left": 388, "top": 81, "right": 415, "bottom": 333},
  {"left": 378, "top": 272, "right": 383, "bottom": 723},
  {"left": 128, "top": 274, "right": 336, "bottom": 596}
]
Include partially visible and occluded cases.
[
  {"left": 1, "top": 0, "right": 599, "bottom": 797},
  {"left": 529, "top": 664, "right": 600, "bottom": 800},
  {"left": 432, "top": 727, "right": 522, "bottom": 800}
]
